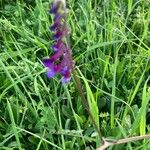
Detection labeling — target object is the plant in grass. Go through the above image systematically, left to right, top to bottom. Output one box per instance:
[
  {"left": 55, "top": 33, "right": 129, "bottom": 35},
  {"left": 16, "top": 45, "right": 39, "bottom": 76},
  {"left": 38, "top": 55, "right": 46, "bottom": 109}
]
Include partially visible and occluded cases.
[
  {"left": 0, "top": 0, "right": 150, "bottom": 149},
  {"left": 42, "top": 0, "right": 102, "bottom": 147}
]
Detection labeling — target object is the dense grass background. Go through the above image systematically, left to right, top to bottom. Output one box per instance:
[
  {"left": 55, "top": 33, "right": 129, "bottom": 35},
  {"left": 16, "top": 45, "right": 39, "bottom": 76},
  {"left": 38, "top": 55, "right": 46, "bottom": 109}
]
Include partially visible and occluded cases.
[{"left": 0, "top": 0, "right": 150, "bottom": 149}]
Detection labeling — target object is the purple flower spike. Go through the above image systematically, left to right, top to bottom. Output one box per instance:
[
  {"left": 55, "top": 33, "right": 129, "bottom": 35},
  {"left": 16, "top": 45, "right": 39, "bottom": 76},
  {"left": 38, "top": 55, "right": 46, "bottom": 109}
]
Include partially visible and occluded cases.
[{"left": 42, "top": 0, "right": 74, "bottom": 84}]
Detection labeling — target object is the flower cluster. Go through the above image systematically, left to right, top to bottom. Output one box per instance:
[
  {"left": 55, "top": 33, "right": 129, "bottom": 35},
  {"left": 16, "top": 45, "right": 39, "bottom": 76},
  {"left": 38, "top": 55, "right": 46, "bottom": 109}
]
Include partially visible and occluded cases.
[{"left": 43, "top": 0, "right": 74, "bottom": 84}]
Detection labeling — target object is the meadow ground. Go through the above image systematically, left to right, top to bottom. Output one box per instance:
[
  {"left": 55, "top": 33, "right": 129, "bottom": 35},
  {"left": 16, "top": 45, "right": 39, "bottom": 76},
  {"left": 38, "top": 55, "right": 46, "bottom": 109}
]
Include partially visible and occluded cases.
[{"left": 0, "top": 0, "right": 150, "bottom": 149}]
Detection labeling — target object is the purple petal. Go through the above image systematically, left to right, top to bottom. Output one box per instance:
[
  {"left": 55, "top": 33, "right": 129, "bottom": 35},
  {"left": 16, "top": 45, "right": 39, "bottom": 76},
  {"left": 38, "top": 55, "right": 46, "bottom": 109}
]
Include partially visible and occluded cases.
[
  {"left": 49, "top": 2, "right": 59, "bottom": 14},
  {"left": 54, "top": 14, "right": 64, "bottom": 22},
  {"left": 50, "top": 22, "right": 61, "bottom": 32},
  {"left": 50, "top": 25, "right": 57, "bottom": 32},
  {"left": 53, "top": 27, "right": 70, "bottom": 40},
  {"left": 53, "top": 31, "right": 63, "bottom": 40},
  {"left": 52, "top": 40, "right": 64, "bottom": 51},
  {"left": 52, "top": 44, "right": 59, "bottom": 51},
  {"left": 50, "top": 48, "right": 64, "bottom": 62},
  {"left": 43, "top": 58, "right": 53, "bottom": 67},
  {"left": 43, "top": 59, "right": 56, "bottom": 78},
  {"left": 53, "top": 63, "right": 62, "bottom": 73},
  {"left": 61, "top": 66, "right": 68, "bottom": 74},
  {"left": 47, "top": 68, "right": 56, "bottom": 78},
  {"left": 61, "top": 76, "right": 71, "bottom": 84}
]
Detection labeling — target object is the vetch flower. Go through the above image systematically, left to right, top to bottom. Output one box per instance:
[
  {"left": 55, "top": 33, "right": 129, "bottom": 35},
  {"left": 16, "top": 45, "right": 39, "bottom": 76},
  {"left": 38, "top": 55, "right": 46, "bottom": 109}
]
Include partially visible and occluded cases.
[
  {"left": 43, "top": 0, "right": 74, "bottom": 84},
  {"left": 54, "top": 14, "right": 64, "bottom": 22},
  {"left": 50, "top": 22, "right": 61, "bottom": 31},
  {"left": 52, "top": 40, "right": 64, "bottom": 52},
  {"left": 43, "top": 58, "right": 56, "bottom": 78}
]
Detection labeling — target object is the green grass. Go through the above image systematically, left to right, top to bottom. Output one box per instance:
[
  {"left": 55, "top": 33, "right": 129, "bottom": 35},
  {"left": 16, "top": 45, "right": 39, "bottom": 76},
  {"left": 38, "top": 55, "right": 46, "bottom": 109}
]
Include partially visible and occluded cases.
[{"left": 0, "top": 0, "right": 150, "bottom": 149}]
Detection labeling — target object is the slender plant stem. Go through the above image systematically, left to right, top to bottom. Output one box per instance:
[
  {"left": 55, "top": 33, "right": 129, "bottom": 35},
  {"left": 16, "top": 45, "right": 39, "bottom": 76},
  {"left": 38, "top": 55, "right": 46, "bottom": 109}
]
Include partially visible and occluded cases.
[
  {"left": 60, "top": 0, "right": 104, "bottom": 144},
  {"left": 72, "top": 69, "right": 104, "bottom": 144}
]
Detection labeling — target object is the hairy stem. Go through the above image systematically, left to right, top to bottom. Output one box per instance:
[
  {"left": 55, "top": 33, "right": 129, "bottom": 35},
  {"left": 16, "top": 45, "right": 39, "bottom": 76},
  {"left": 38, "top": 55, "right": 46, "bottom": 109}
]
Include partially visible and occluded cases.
[{"left": 72, "top": 69, "right": 104, "bottom": 144}]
